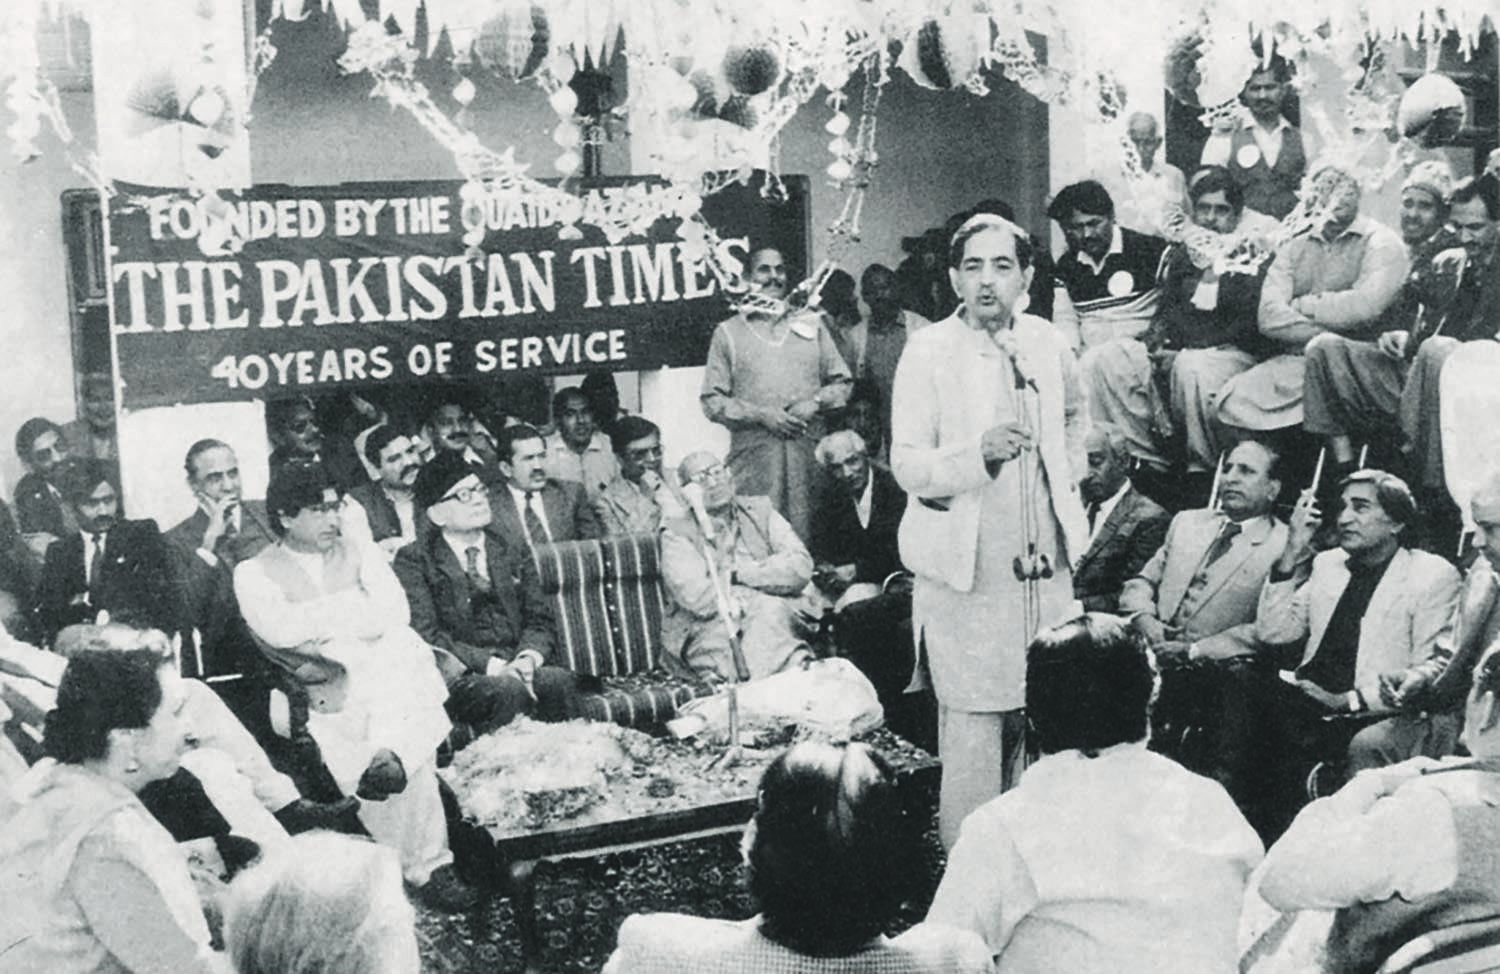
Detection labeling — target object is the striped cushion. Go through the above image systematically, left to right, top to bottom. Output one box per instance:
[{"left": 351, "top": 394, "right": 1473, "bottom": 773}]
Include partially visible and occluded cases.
[
  {"left": 533, "top": 534, "right": 667, "bottom": 677},
  {"left": 573, "top": 683, "right": 710, "bottom": 729}
]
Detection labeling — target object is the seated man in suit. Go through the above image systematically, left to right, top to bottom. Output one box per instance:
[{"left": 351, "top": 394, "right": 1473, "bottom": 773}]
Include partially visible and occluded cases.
[
  {"left": 592, "top": 415, "right": 687, "bottom": 537},
  {"left": 12, "top": 416, "right": 75, "bottom": 543},
  {"left": 490, "top": 423, "right": 604, "bottom": 552},
  {"left": 346, "top": 424, "right": 427, "bottom": 557},
  {"left": 1072, "top": 424, "right": 1169, "bottom": 612},
  {"left": 1118, "top": 438, "right": 1287, "bottom": 812},
  {"left": 164, "top": 440, "right": 280, "bottom": 733},
  {"left": 393, "top": 451, "right": 577, "bottom": 735},
  {"left": 660, "top": 451, "right": 816, "bottom": 683},
  {"left": 32, "top": 459, "right": 179, "bottom": 647},
  {"left": 1256, "top": 470, "right": 1461, "bottom": 832}
]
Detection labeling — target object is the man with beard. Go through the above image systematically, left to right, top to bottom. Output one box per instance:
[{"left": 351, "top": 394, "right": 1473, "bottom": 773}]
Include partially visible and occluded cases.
[
  {"left": 1200, "top": 56, "right": 1308, "bottom": 221},
  {"left": 891, "top": 214, "right": 1089, "bottom": 848},
  {"left": 701, "top": 245, "right": 852, "bottom": 543},
  {"left": 543, "top": 386, "right": 618, "bottom": 501},
  {"left": 592, "top": 415, "right": 687, "bottom": 536},
  {"left": 12, "top": 416, "right": 75, "bottom": 541},
  {"left": 347, "top": 425, "right": 428, "bottom": 556},
  {"left": 1071, "top": 425, "right": 1169, "bottom": 613},
  {"left": 164, "top": 440, "right": 279, "bottom": 727},
  {"left": 33, "top": 459, "right": 179, "bottom": 646}
]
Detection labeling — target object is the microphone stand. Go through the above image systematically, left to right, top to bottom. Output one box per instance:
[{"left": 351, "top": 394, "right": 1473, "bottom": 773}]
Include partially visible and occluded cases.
[{"left": 695, "top": 507, "right": 749, "bottom": 771}]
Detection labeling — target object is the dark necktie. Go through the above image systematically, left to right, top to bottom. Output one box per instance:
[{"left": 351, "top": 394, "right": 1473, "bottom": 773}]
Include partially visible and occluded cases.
[
  {"left": 523, "top": 491, "right": 549, "bottom": 546},
  {"left": 1087, "top": 500, "right": 1102, "bottom": 534},
  {"left": 1200, "top": 521, "right": 1242, "bottom": 572},
  {"left": 88, "top": 532, "right": 107, "bottom": 599},
  {"left": 464, "top": 545, "right": 490, "bottom": 595}
]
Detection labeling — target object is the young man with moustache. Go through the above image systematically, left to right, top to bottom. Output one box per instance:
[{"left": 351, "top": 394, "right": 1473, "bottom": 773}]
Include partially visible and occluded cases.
[
  {"left": 489, "top": 423, "right": 603, "bottom": 553},
  {"left": 347, "top": 424, "right": 428, "bottom": 556}
]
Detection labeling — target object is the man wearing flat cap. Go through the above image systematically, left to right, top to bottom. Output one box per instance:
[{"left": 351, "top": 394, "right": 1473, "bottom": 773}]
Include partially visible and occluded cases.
[{"left": 392, "top": 451, "right": 578, "bottom": 734}]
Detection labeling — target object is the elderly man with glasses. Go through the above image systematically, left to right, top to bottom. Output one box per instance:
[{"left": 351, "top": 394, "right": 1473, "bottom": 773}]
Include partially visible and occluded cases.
[{"left": 659, "top": 450, "right": 817, "bottom": 683}]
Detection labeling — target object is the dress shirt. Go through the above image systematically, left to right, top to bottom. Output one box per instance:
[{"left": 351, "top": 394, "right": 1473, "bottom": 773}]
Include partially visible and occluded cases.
[
  {"left": 1202, "top": 116, "right": 1290, "bottom": 169},
  {"left": 544, "top": 432, "right": 619, "bottom": 496},
  {"left": 855, "top": 470, "right": 874, "bottom": 530},
  {"left": 1083, "top": 481, "right": 1127, "bottom": 549},
  {"left": 507, "top": 483, "right": 553, "bottom": 543},
  {"left": 387, "top": 486, "right": 416, "bottom": 540},
  {"left": 194, "top": 505, "right": 243, "bottom": 566},
  {"left": 81, "top": 529, "right": 106, "bottom": 588},
  {"left": 443, "top": 531, "right": 489, "bottom": 586},
  {"left": 1259, "top": 758, "right": 1465, "bottom": 911}
]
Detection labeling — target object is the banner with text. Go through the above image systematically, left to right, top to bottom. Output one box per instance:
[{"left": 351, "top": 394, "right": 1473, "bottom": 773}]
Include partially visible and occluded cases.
[{"left": 108, "top": 175, "right": 809, "bottom": 409}]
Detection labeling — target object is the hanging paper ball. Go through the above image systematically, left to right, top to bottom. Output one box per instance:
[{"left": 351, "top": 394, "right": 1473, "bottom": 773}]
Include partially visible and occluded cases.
[
  {"left": 900, "top": 16, "right": 990, "bottom": 91},
  {"left": 722, "top": 44, "right": 780, "bottom": 96},
  {"left": 547, "top": 51, "right": 577, "bottom": 84},
  {"left": 1399, "top": 74, "right": 1467, "bottom": 147},
  {"left": 452, "top": 78, "right": 477, "bottom": 106},
  {"left": 549, "top": 85, "right": 579, "bottom": 116},
  {"left": 185, "top": 88, "right": 227, "bottom": 126},
  {"left": 718, "top": 95, "right": 758, "bottom": 130},
  {"left": 824, "top": 111, "right": 851, "bottom": 137},
  {"left": 552, "top": 121, "right": 580, "bottom": 148},
  {"left": 827, "top": 136, "right": 852, "bottom": 157},
  {"left": 555, "top": 149, "right": 582, "bottom": 174},
  {"left": 826, "top": 159, "right": 854, "bottom": 182}
]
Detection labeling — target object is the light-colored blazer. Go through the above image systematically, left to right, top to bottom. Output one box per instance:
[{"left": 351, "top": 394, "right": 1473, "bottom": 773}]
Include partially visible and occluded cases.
[
  {"left": 890, "top": 310, "right": 1088, "bottom": 593},
  {"left": 1118, "top": 509, "right": 1286, "bottom": 659},
  {"left": 1256, "top": 546, "right": 1462, "bottom": 709}
]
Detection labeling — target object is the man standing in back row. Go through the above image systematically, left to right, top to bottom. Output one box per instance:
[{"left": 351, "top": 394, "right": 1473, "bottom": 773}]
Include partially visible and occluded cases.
[{"left": 891, "top": 214, "right": 1089, "bottom": 849}]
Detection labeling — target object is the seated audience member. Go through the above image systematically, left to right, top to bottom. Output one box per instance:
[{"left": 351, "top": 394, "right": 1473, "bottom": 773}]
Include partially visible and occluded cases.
[
  {"left": 1104, "top": 112, "right": 1190, "bottom": 238},
  {"left": 1394, "top": 160, "right": 1455, "bottom": 251},
  {"left": 1216, "top": 165, "right": 1407, "bottom": 436},
  {"left": 1148, "top": 166, "right": 1277, "bottom": 472},
  {"left": 1304, "top": 173, "right": 1493, "bottom": 491},
  {"left": 1048, "top": 179, "right": 1171, "bottom": 471},
  {"left": 581, "top": 368, "right": 628, "bottom": 435},
  {"left": 61, "top": 371, "right": 119, "bottom": 464},
  {"left": 838, "top": 377, "right": 889, "bottom": 465},
  {"left": 543, "top": 386, "right": 619, "bottom": 500},
  {"left": 424, "top": 394, "right": 500, "bottom": 471},
  {"left": 266, "top": 397, "right": 367, "bottom": 492},
  {"left": 13, "top": 415, "right": 75, "bottom": 540},
  {"left": 592, "top": 415, "right": 687, "bottom": 536},
  {"left": 491, "top": 423, "right": 604, "bottom": 551},
  {"left": 346, "top": 425, "right": 428, "bottom": 556},
  {"left": 1072, "top": 425, "right": 1169, "bottom": 612},
  {"left": 1118, "top": 439, "right": 1287, "bottom": 809},
  {"left": 165, "top": 440, "right": 278, "bottom": 730},
  {"left": 660, "top": 451, "right": 815, "bottom": 682},
  {"left": 394, "top": 452, "right": 577, "bottom": 734},
  {"left": 33, "top": 459, "right": 179, "bottom": 647},
  {"left": 233, "top": 463, "right": 476, "bottom": 911},
  {"left": 1256, "top": 470, "right": 1461, "bottom": 825},
  {"left": 1348, "top": 476, "right": 1500, "bottom": 773},
  {"left": 928, "top": 614, "right": 1262, "bottom": 973},
  {"left": 1259, "top": 646, "right": 1500, "bottom": 974},
  {"left": 0, "top": 649, "right": 222, "bottom": 973},
  {"left": 605, "top": 741, "right": 993, "bottom": 974},
  {"left": 225, "top": 831, "right": 419, "bottom": 974}
]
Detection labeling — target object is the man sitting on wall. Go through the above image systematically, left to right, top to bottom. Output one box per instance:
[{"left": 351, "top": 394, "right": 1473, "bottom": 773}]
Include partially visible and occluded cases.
[
  {"left": 592, "top": 415, "right": 687, "bottom": 537},
  {"left": 489, "top": 423, "right": 604, "bottom": 553},
  {"left": 347, "top": 424, "right": 428, "bottom": 557},
  {"left": 393, "top": 451, "right": 578, "bottom": 735},
  {"left": 660, "top": 451, "right": 816, "bottom": 683},
  {"left": 32, "top": 459, "right": 179, "bottom": 647}
]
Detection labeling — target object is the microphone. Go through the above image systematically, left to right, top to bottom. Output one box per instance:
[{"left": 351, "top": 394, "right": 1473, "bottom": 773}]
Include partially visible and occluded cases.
[{"left": 681, "top": 481, "right": 716, "bottom": 540}]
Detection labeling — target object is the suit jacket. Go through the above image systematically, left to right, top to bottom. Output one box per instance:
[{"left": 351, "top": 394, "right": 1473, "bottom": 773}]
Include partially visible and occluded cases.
[
  {"left": 891, "top": 311, "right": 1089, "bottom": 593},
  {"left": 809, "top": 466, "right": 906, "bottom": 585},
  {"left": 12, "top": 473, "right": 71, "bottom": 539},
  {"left": 489, "top": 479, "right": 605, "bottom": 553},
  {"left": 346, "top": 482, "right": 429, "bottom": 545},
  {"left": 1072, "top": 487, "right": 1170, "bottom": 612},
  {"left": 163, "top": 501, "right": 277, "bottom": 680},
  {"left": 1119, "top": 509, "right": 1286, "bottom": 659},
  {"left": 33, "top": 519, "right": 179, "bottom": 645},
  {"left": 392, "top": 525, "right": 555, "bottom": 676},
  {"left": 1257, "top": 546, "right": 1462, "bottom": 711},
  {"left": 1407, "top": 557, "right": 1500, "bottom": 711},
  {"left": 603, "top": 914, "right": 993, "bottom": 974}
]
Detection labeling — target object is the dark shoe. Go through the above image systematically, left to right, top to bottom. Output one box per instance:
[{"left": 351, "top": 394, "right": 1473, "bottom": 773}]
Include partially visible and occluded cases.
[
  {"left": 357, "top": 750, "right": 407, "bottom": 801},
  {"left": 274, "top": 796, "right": 362, "bottom": 834},
  {"left": 214, "top": 833, "right": 262, "bottom": 877},
  {"left": 415, "top": 863, "right": 481, "bottom": 913}
]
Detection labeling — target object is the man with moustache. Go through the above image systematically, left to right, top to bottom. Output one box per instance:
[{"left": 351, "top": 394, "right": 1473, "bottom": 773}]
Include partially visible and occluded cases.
[
  {"left": 1200, "top": 55, "right": 1308, "bottom": 221},
  {"left": 890, "top": 213, "right": 1089, "bottom": 848},
  {"left": 702, "top": 245, "right": 853, "bottom": 542},
  {"left": 543, "top": 386, "right": 619, "bottom": 500},
  {"left": 592, "top": 415, "right": 687, "bottom": 536},
  {"left": 13, "top": 416, "right": 76, "bottom": 541},
  {"left": 489, "top": 423, "right": 603, "bottom": 554},
  {"left": 347, "top": 425, "right": 428, "bottom": 556},
  {"left": 1070, "top": 425, "right": 1168, "bottom": 613},
  {"left": 164, "top": 440, "right": 279, "bottom": 728},
  {"left": 394, "top": 451, "right": 578, "bottom": 734},
  {"left": 32, "top": 459, "right": 179, "bottom": 646}
]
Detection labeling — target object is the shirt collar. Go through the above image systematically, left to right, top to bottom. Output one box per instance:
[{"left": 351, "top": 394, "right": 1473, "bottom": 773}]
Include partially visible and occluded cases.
[
  {"left": 1318, "top": 216, "right": 1374, "bottom": 243},
  {"left": 1074, "top": 225, "right": 1125, "bottom": 274},
  {"left": 442, "top": 529, "right": 484, "bottom": 566}
]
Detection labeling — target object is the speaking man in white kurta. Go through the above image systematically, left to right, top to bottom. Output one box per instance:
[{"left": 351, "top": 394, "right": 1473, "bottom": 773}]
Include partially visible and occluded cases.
[{"left": 891, "top": 214, "right": 1090, "bottom": 849}]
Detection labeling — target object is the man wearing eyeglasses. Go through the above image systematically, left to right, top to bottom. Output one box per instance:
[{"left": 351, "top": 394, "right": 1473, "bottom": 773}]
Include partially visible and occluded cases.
[
  {"left": 592, "top": 416, "right": 687, "bottom": 537},
  {"left": 659, "top": 450, "right": 816, "bottom": 682},
  {"left": 393, "top": 451, "right": 577, "bottom": 736}
]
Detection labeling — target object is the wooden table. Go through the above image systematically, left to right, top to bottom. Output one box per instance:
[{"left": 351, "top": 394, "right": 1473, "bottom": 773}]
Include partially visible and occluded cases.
[{"left": 464, "top": 729, "right": 938, "bottom": 973}]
